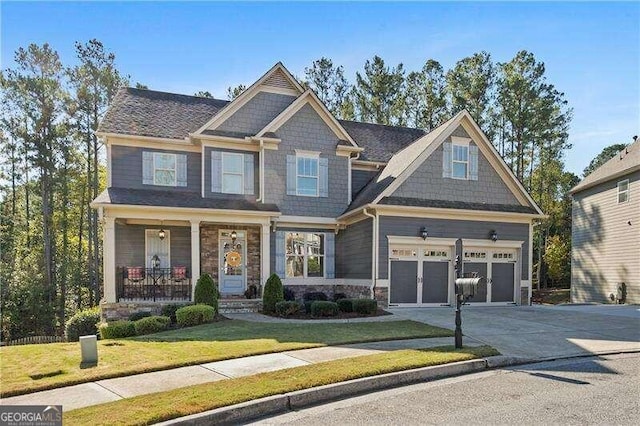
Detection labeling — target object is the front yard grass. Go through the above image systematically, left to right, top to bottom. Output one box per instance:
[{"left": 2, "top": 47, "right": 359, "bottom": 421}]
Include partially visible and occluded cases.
[
  {"left": 1, "top": 319, "right": 452, "bottom": 397},
  {"left": 66, "top": 345, "right": 498, "bottom": 426}
]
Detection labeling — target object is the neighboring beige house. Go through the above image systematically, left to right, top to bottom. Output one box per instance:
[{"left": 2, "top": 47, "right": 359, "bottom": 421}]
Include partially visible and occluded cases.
[{"left": 570, "top": 138, "right": 639, "bottom": 304}]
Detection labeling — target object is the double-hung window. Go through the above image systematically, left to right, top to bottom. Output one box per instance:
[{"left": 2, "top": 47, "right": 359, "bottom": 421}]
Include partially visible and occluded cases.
[
  {"left": 452, "top": 144, "right": 469, "bottom": 179},
  {"left": 221, "top": 152, "right": 244, "bottom": 194},
  {"left": 153, "top": 153, "right": 177, "bottom": 186},
  {"left": 296, "top": 155, "right": 319, "bottom": 196},
  {"left": 618, "top": 179, "right": 629, "bottom": 203},
  {"left": 285, "top": 232, "right": 324, "bottom": 278}
]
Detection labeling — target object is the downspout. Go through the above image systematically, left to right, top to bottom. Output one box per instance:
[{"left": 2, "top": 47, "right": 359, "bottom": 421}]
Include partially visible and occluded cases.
[
  {"left": 256, "top": 139, "right": 265, "bottom": 202},
  {"left": 363, "top": 207, "right": 378, "bottom": 299}
]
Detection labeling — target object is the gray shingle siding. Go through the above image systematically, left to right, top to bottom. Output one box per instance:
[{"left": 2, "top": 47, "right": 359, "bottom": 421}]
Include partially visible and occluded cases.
[
  {"left": 216, "top": 92, "right": 297, "bottom": 135},
  {"left": 264, "top": 104, "right": 349, "bottom": 217},
  {"left": 392, "top": 125, "right": 520, "bottom": 206},
  {"left": 111, "top": 146, "right": 201, "bottom": 193},
  {"left": 203, "top": 147, "right": 259, "bottom": 199},
  {"left": 352, "top": 170, "right": 378, "bottom": 198},
  {"left": 571, "top": 170, "right": 640, "bottom": 303},
  {"left": 378, "top": 216, "right": 529, "bottom": 280},
  {"left": 336, "top": 218, "right": 372, "bottom": 279},
  {"left": 115, "top": 224, "right": 191, "bottom": 268}
]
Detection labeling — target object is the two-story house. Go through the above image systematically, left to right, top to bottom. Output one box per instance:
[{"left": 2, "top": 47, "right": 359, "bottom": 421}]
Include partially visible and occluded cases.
[
  {"left": 92, "top": 63, "right": 544, "bottom": 319},
  {"left": 570, "top": 139, "right": 639, "bottom": 304}
]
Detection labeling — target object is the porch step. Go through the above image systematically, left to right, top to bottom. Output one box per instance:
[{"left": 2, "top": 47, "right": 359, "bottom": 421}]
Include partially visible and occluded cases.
[{"left": 219, "top": 299, "right": 262, "bottom": 314}]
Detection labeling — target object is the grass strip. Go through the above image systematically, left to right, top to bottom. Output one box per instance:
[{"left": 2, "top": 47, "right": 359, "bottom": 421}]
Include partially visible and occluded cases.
[
  {"left": 1, "top": 320, "right": 452, "bottom": 397},
  {"left": 66, "top": 345, "right": 498, "bottom": 426}
]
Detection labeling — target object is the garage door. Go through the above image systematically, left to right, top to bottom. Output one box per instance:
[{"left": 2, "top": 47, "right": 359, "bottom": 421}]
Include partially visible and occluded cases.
[
  {"left": 390, "top": 246, "right": 451, "bottom": 306},
  {"left": 463, "top": 248, "right": 516, "bottom": 304}
]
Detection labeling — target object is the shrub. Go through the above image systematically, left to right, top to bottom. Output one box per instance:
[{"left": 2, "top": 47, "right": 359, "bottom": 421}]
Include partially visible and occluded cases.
[
  {"left": 194, "top": 273, "right": 219, "bottom": 313},
  {"left": 263, "top": 274, "right": 284, "bottom": 314},
  {"left": 283, "top": 286, "right": 296, "bottom": 301},
  {"left": 303, "top": 291, "right": 328, "bottom": 302},
  {"left": 333, "top": 292, "right": 347, "bottom": 301},
  {"left": 337, "top": 298, "right": 353, "bottom": 313},
  {"left": 352, "top": 299, "right": 378, "bottom": 315},
  {"left": 275, "top": 301, "right": 302, "bottom": 317},
  {"left": 310, "top": 301, "right": 339, "bottom": 317},
  {"left": 161, "top": 303, "right": 190, "bottom": 324},
  {"left": 176, "top": 304, "right": 216, "bottom": 327},
  {"left": 65, "top": 307, "right": 101, "bottom": 342},
  {"left": 128, "top": 311, "right": 152, "bottom": 322},
  {"left": 134, "top": 316, "right": 171, "bottom": 335},
  {"left": 99, "top": 320, "right": 136, "bottom": 339}
]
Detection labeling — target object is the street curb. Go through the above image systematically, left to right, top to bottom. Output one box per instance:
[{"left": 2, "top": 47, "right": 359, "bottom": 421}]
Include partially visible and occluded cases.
[{"left": 157, "top": 356, "right": 507, "bottom": 426}]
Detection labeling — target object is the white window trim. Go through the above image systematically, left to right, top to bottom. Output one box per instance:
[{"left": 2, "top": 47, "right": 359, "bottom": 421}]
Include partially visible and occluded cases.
[
  {"left": 451, "top": 143, "right": 469, "bottom": 180},
  {"left": 153, "top": 152, "right": 177, "bottom": 186},
  {"left": 221, "top": 152, "right": 245, "bottom": 194},
  {"left": 296, "top": 154, "right": 319, "bottom": 197},
  {"left": 617, "top": 179, "right": 630, "bottom": 204},
  {"left": 285, "top": 232, "right": 325, "bottom": 278}
]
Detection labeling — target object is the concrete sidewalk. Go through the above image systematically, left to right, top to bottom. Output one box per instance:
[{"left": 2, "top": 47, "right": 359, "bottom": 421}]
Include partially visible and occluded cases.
[{"left": 0, "top": 336, "right": 479, "bottom": 412}]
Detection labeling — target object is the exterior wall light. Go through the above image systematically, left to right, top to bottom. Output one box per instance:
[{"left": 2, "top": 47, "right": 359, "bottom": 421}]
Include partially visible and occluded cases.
[
  {"left": 420, "top": 227, "right": 428, "bottom": 240},
  {"left": 158, "top": 229, "right": 166, "bottom": 240},
  {"left": 231, "top": 230, "right": 237, "bottom": 244},
  {"left": 490, "top": 230, "right": 498, "bottom": 242}
]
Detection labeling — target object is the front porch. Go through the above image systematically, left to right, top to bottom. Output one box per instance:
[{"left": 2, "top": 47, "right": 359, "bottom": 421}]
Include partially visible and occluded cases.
[{"left": 101, "top": 207, "right": 273, "bottom": 317}]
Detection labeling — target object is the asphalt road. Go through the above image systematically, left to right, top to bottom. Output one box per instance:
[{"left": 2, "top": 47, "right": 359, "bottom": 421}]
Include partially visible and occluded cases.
[{"left": 253, "top": 353, "right": 640, "bottom": 425}]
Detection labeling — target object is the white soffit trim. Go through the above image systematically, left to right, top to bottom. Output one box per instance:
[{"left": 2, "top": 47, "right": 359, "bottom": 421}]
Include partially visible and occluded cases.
[
  {"left": 193, "top": 62, "right": 304, "bottom": 134},
  {"left": 256, "top": 90, "right": 359, "bottom": 147},
  {"left": 387, "top": 235, "right": 458, "bottom": 246},
  {"left": 461, "top": 238, "right": 525, "bottom": 249}
]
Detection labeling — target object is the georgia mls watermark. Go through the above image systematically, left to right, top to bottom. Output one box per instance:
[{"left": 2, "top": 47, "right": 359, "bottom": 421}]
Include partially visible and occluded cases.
[{"left": 0, "top": 405, "right": 62, "bottom": 426}]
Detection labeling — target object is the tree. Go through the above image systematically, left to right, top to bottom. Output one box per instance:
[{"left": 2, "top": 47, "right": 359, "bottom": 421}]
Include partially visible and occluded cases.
[
  {"left": 446, "top": 52, "right": 495, "bottom": 139},
  {"left": 353, "top": 56, "right": 406, "bottom": 125},
  {"left": 303, "top": 58, "right": 350, "bottom": 117},
  {"left": 404, "top": 59, "right": 448, "bottom": 130},
  {"left": 135, "top": 82, "right": 148, "bottom": 89},
  {"left": 227, "top": 84, "right": 246, "bottom": 100},
  {"left": 194, "top": 90, "right": 213, "bottom": 98},
  {"left": 582, "top": 143, "right": 628, "bottom": 177},
  {"left": 543, "top": 235, "right": 570, "bottom": 286}
]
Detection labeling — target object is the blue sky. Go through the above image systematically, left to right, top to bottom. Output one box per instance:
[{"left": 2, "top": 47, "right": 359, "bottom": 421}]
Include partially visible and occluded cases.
[{"left": 2, "top": 1, "right": 639, "bottom": 176}]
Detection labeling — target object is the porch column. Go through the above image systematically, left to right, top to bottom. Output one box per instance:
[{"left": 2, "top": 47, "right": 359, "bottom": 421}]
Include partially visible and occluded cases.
[
  {"left": 103, "top": 216, "right": 116, "bottom": 303},
  {"left": 191, "top": 220, "right": 201, "bottom": 299},
  {"left": 261, "top": 222, "right": 271, "bottom": 289}
]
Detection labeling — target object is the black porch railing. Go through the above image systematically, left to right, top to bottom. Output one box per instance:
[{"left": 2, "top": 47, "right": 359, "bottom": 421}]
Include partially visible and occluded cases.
[{"left": 116, "top": 267, "right": 192, "bottom": 302}]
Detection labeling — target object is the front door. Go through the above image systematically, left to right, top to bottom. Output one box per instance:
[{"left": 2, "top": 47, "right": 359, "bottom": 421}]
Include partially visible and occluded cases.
[{"left": 219, "top": 230, "right": 246, "bottom": 294}]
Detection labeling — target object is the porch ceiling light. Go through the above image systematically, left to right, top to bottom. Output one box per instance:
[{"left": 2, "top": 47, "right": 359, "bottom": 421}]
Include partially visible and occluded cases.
[
  {"left": 420, "top": 226, "right": 428, "bottom": 240},
  {"left": 158, "top": 229, "right": 166, "bottom": 240},
  {"left": 231, "top": 230, "right": 237, "bottom": 244},
  {"left": 490, "top": 230, "right": 498, "bottom": 242}
]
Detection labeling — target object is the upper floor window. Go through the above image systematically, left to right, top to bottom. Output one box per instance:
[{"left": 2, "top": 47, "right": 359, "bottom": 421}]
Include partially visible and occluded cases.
[
  {"left": 452, "top": 144, "right": 469, "bottom": 179},
  {"left": 222, "top": 152, "right": 244, "bottom": 194},
  {"left": 154, "top": 153, "right": 177, "bottom": 186},
  {"left": 297, "top": 155, "right": 319, "bottom": 196},
  {"left": 618, "top": 179, "right": 629, "bottom": 203},
  {"left": 285, "top": 232, "right": 324, "bottom": 278}
]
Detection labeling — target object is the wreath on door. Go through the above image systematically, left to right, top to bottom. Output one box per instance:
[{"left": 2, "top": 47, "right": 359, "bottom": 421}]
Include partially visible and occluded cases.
[{"left": 226, "top": 251, "right": 242, "bottom": 267}]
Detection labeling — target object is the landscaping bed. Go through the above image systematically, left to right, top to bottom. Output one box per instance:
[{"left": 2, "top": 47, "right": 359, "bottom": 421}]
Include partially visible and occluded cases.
[
  {"left": 532, "top": 288, "right": 570, "bottom": 305},
  {"left": 266, "top": 307, "right": 391, "bottom": 320},
  {"left": 0, "top": 319, "right": 452, "bottom": 397},
  {"left": 66, "top": 345, "right": 498, "bottom": 426}
]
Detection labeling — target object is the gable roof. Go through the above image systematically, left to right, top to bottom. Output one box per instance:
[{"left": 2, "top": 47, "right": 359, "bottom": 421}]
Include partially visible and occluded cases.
[
  {"left": 98, "top": 87, "right": 229, "bottom": 140},
  {"left": 345, "top": 110, "right": 544, "bottom": 216},
  {"left": 338, "top": 120, "right": 426, "bottom": 162},
  {"left": 570, "top": 139, "right": 640, "bottom": 194}
]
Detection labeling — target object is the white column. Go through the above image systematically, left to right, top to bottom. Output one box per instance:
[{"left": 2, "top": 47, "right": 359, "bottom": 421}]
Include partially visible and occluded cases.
[
  {"left": 103, "top": 216, "right": 116, "bottom": 303},
  {"left": 191, "top": 220, "right": 201, "bottom": 300},
  {"left": 261, "top": 222, "right": 271, "bottom": 291}
]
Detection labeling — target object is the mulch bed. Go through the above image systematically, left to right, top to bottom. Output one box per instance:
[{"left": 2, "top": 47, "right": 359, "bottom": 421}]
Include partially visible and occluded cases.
[{"left": 265, "top": 308, "right": 392, "bottom": 320}]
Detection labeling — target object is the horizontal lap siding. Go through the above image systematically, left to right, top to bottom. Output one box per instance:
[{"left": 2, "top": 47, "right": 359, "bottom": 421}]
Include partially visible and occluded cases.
[
  {"left": 111, "top": 146, "right": 201, "bottom": 193},
  {"left": 571, "top": 171, "right": 640, "bottom": 303},
  {"left": 378, "top": 216, "right": 529, "bottom": 280},
  {"left": 336, "top": 218, "right": 372, "bottom": 279},
  {"left": 115, "top": 224, "right": 191, "bottom": 268}
]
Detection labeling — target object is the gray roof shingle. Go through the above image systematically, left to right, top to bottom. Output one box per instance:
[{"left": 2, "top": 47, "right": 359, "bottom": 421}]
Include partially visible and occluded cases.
[
  {"left": 98, "top": 87, "right": 229, "bottom": 140},
  {"left": 338, "top": 120, "right": 426, "bottom": 162},
  {"left": 571, "top": 139, "right": 640, "bottom": 193},
  {"left": 93, "top": 187, "right": 280, "bottom": 212},
  {"left": 379, "top": 196, "right": 539, "bottom": 214}
]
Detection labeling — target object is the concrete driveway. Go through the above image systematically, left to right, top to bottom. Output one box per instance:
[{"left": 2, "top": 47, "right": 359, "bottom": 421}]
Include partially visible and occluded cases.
[{"left": 388, "top": 304, "right": 640, "bottom": 359}]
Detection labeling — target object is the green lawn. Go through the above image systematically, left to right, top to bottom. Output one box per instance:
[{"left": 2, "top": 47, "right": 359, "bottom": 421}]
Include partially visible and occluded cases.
[
  {"left": 1, "top": 319, "right": 452, "bottom": 397},
  {"left": 67, "top": 345, "right": 498, "bottom": 426}
]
